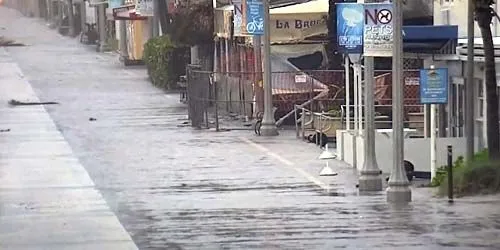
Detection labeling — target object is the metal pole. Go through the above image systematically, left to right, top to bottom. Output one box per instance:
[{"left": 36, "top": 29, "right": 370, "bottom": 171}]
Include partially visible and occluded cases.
[
  {"left": 46, "top": 0, "right": 52, "bottom": 22},
  {"left": 58, "top": 0, "right": 63, "bottom": 27},
  {"left": 68, "top": 0, "right": 75, "bottom": 36},
  {"left": 80, "top": 0, "right": 86, "bottom": 34},
  {"left": 152, "top": 0, "right": 159, "bottom": 37},
  {"left": 260, "top": 0, "right": 278, "bottom": 136},
  {"left": 387, "top": 0, "right": 411, "bottom": 203},
  {"left": 465, "top": 0, "right": 475, "bottom": 161},
  {"left": 98, "top": 3, "right": 108, "bottom": 52},
  {"left": 119, "top": 18, "right": 128, "bottom": 60},
  {"left": 253, "top": 36, "right": 264, "bottom": 114},
  {"left": 345, "top": 56, "right": 351, "bottom": 130},
  {"left": 359, "top": 56, "right": 382, "bottom": 191},
  {"left": 352, "top": 60, "right": 358, "bottom": 169},
  {"left": 357, "top": 64, "right": 363, "bottom": 135},
  {"left": 354, "top": 65, "right": 359, "bottom": 134},
  {"left": 215, "top": 80, "right": 220, "bottom": 132},
  {"left": 430, "top": 103, "right": 437, "bottom": 180},
  {"left": 295, "top": 105, "right": 300, "bottom": 138},
  {"left": 447, "top": 145, "right": 454, "bottom": 203}
]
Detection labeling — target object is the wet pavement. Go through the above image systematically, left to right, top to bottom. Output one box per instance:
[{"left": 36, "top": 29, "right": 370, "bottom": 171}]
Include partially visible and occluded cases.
[
  {"left": 2, "top": 6, "right": 500, "bottom": 250},
  {"left": 0, "top": 49, "right": 138, "bottom": 249}
]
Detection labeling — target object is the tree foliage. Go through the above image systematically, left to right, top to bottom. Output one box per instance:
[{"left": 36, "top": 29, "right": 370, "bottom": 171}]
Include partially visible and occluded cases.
[{"left": 170, "top": 1, "right": 214, "bottom": 46}]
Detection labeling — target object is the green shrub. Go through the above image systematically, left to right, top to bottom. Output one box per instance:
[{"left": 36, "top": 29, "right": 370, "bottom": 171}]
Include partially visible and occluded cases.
[
  {"left": 143, "top": 35, "right": 188, "bottom": 90},
  {"left": 431, "top": 149, "right": 488, "bottom": 187},
  {"left": 437, "top": 149, "right": 500, "bottom": 196},
  {"left": 431, "top": 156, "right": 465, "bottom": 187}
]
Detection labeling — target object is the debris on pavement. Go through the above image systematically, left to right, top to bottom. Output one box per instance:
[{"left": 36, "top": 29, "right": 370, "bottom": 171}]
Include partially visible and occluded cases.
[
  {"left": 0, "top": 36, "right": 25, "bottom": 46},
  {"left": 8, "top": 99, "right": 59, "bottom": 106},
  {"left": 89, "top": 117, "right": 97, "bottom": 121},
  {"left": 0, "top": 128, "right": 10, "bottom": 132}
]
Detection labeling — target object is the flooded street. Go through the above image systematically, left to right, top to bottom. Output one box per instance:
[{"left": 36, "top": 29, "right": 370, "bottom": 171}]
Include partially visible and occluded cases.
[{"left": 2, "top": 6, "right": 500, "bottom": 250}]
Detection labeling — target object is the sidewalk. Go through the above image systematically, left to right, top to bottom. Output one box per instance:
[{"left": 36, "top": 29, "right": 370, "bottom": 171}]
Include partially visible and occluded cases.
[
  {"left": 3, "top": 6, "right": 500, "bottom": 249},
  {"left": 0, "top": 50, "right": 138, "bottom": 249}
]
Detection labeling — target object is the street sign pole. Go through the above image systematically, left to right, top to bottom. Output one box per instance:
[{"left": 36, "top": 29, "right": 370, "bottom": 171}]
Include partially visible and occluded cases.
[
  {"left": 260, "top": 0, "right": 278, "bottom": 136},
  {"left": 386, "top": 0, "right": 411, "bottom": 203},
  {"left": 359, "top": 55, "right": 383, "bottom": 191},
  {"left": 345, "top": 56, "right": 351, "bottom": 131},
  {"left": 419, "top": 66, "right": 449, "bottom": 181},
  {"left": 431, "top": 103, "right": 437, "bottom": 179}
]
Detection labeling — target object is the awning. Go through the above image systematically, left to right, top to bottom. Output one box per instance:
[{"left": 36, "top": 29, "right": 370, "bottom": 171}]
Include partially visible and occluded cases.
[
  {"left": 270, "top": 0, "right": 328, "bottom": 14},
  {"left": 112, "top": 4, "right": 148, "bottom": 21},
  {"left": 402, "top": 25, "right": 458, "bottom": 54}
]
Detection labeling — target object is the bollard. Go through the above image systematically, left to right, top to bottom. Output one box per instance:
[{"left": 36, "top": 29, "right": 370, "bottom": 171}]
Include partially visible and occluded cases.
[
  {"left": 214, "top": 81, "right": 219, "bottom": 132},
  {"left": 294, "top": 105, "right": 299, "bottom": 139},
  {"left": 301, "top": 107, "right": 306, "bottom": 140},
  {"left": 447, "top": 145, "right": 454, "bottom": 203}
]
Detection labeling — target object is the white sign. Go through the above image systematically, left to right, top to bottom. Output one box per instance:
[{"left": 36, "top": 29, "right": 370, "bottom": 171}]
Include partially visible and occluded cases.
[
  {"left": 88, "top": 0, "right": 108, "bottom": 6},
  {"left": 136, "top": 0, "right": 154, "bottom": 16},
  {"left": 363, "top": 3, "right": 393, "bottom": 57},
  {"left": 270, "top": 14, "right": 326, "bottom": 43},
  {"left": 295, "top": 74, "right": 307, "bottom": 83},
  {"left": 405, "top": 77, "right": 420, "bottom": 86}
]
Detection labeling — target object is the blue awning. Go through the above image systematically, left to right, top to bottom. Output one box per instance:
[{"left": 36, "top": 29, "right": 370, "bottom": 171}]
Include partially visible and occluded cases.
[{"left": 402, "top": 25, "right": 458, "bottom": 54}]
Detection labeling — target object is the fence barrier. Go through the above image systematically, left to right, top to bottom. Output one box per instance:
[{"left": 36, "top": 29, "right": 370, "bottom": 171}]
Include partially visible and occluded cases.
[{"left": 186, "top": 67, "right": 425, "bottom": 132}]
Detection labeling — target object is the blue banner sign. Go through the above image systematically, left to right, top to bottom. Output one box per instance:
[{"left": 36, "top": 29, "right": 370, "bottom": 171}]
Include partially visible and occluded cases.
[
  {"left": 245, "top": 0, "right": 264, "bottom": 35},
  {"left": 336, "top": 3, "right": 364, "bottom": 54},
  {"left": 419, "top": 68, "right": 449, "bottom": 104}
]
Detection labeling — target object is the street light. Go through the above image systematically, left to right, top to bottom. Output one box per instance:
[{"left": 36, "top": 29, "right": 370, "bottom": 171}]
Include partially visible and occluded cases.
[
  {"left": 260, "top": 0, "right": 278, "bottom": 136},
  {"left": 358, "top": 0, "right": 383, "bottom": 192},
  {"left": 386, "top": 0, "right": 411, "bottom": 203},
  {"left": 358, "top": 55, "right": 383, "bottom": 191}
]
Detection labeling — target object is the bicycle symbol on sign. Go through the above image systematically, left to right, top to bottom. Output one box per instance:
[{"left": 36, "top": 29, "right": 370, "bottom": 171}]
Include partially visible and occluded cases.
[{"left": 246, "top": 16, "right": 264, "bottom": 34}]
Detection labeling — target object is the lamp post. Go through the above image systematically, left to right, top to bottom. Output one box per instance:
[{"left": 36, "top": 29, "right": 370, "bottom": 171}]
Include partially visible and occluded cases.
[
  {"left": 68, "top": 0, "right": 75, "bottom": 36},
  {"left": 119, "top": 0, "right": 128, "bottom": 60},
  {"left": 152, "top": 0, "right": 160, "bottom": 37},
  {"left": 260, "top": 0, "right": 278, "bottom": 136},
  {"left": 358, "top": 0, "right": 383, "bottom": 192},
  {"left": 386, "top": 0, "right": 411, "bottom": 203},
  {"left": 98, "top": 3, "right": 109, "bottom": 52},
  {"left": 359, "top": 55, "right": 382, "bottom": 191}
]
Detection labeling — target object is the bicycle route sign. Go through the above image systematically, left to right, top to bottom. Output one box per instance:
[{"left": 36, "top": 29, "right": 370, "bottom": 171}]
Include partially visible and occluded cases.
[{"left": 244, "top": 0, "right": 264, "bottom": 35}]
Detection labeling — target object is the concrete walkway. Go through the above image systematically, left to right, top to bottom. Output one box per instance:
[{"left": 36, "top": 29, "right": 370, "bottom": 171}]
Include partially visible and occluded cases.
[
  {"left": 3, "top": 6, "right": 500, "bottom": 250},
  {"left": 0, "top": 50, "right": 138, "bottom": 249}
]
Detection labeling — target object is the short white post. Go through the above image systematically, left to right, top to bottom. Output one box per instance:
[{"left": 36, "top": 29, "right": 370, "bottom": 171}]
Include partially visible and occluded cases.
[
  {"left": 345, "top": 56, "right": 351, "bottom": 130},
  {"left": 357, "top": 64, "right": 363, "bottom": 135},
  {"left": 354, "top": 65, "right": 359, "bottom": 134},
  {"left": 430, "top": 103, "right": 437, "bottom": 180}
]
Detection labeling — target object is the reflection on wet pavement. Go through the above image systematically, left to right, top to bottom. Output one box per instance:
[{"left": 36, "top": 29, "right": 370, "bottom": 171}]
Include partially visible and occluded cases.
[{"left": 2, "top": 8, "right": 500, "bottom": 250}]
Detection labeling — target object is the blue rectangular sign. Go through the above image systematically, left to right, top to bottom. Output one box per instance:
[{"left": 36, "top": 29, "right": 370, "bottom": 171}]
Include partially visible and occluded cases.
[
  {"left": 245, "top": 0, "right": 264, "bottom": 35},
  {"left": 336, "top": 3, "right": 364, "bottom": 54},
  {"left": 419, "top": 68, "right": 449, "bottom": 104}
]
